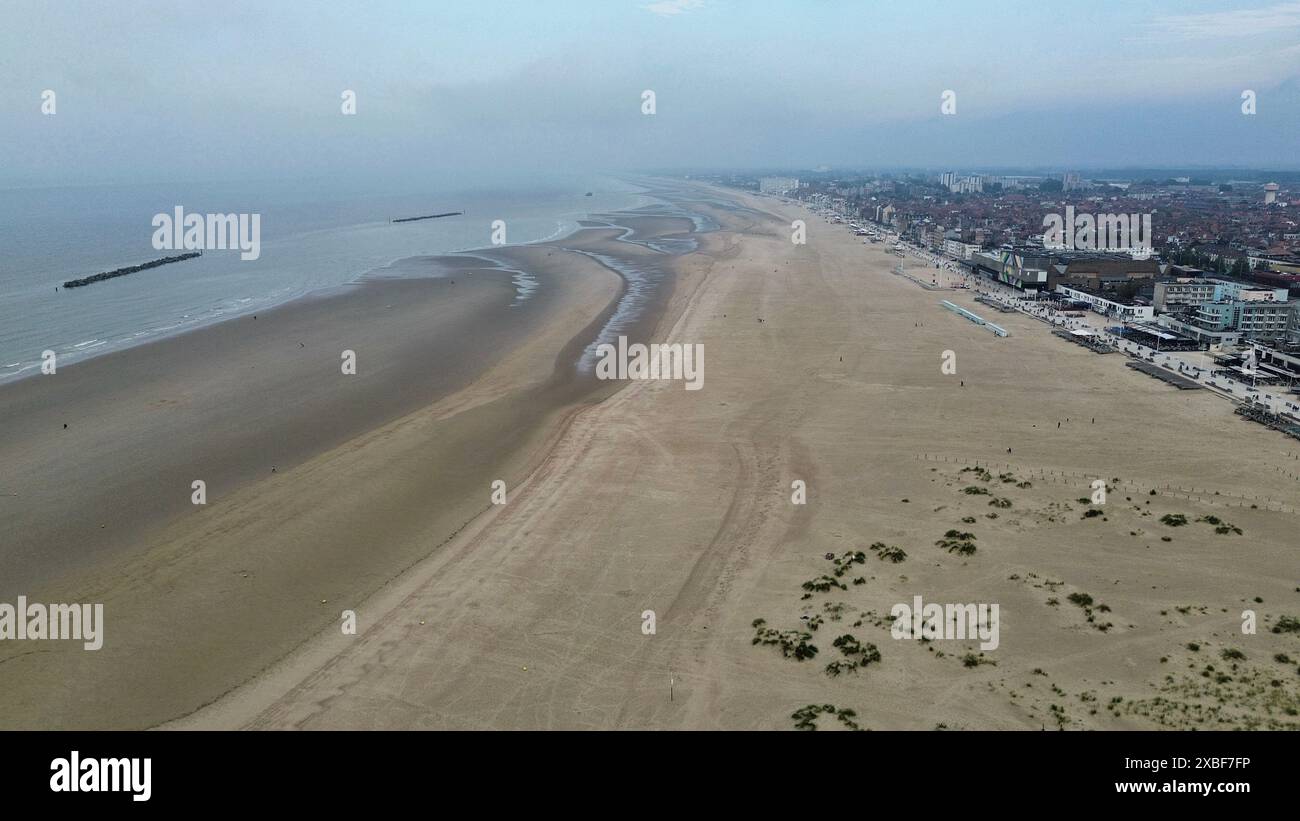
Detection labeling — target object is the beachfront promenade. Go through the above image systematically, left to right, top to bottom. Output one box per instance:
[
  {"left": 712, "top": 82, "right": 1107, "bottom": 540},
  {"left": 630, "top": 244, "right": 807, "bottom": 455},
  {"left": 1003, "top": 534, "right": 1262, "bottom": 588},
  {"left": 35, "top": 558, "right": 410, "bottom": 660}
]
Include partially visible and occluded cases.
[
  {"left": 871, "top": 227, "right": 1296, "bottom": 419},
  {"left": 966, "top": 280, "right": 1294, "bottom": 417}
]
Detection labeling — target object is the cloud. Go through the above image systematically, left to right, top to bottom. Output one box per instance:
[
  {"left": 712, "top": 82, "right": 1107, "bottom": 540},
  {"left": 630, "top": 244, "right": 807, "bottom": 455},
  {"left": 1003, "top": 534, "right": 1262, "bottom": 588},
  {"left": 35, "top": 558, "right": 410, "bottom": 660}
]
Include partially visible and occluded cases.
[
  {"left": 643, "top": 0, "right": 704, "bottom": 17},
  {"left": 1148, "top": 1, "right": 1300, "bottom": 40}
]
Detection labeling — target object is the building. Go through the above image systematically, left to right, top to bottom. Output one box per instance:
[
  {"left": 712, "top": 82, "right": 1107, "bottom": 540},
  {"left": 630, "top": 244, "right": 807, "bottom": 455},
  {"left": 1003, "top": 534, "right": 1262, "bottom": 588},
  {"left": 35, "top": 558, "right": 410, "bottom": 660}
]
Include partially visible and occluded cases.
[
  {"left": 940, "top": 172, "right": 983, "bottom": 194},
  {"left": 758, "top": 177, "right": 800, "bottom": 195},
  {"left": 1264, "top": 182, "right": 1279, "bottom": 205},
  {"left": 928, "top": 227, "right": 948, "bottom": 252},
  {"left": 944, "top": 239, "right": 981, "bottom": 260},
  {"left": 971, "top": 248, "right": 1052, "bottom": 291},
  {"left": 1250, "top": 254, "right": 1300, "bottom": 275},
  {"left": 1050, "top": 258, "right": 1161, "bottom": 292},
  {"left": 1152, "top": 278, "right": 1220, "bottom": 310},
  {"left": 1153, "top": 278, "right": 1287, "bottom": 311},
  {"left": 1054, "top": 285, "right": 1154, "bottom": 320},
  {"left": 1160, "top": 298, "right": 1296, "bottom": 346},
  {"left": 1233, "top": 301, "right": 1294, "bottom": 339},
  {"left": 1121, "top": 322, "right": 1200, "bottom": 351},
  {"left": 1253, "top": 346, "right": 1300, "bottom": 384}
]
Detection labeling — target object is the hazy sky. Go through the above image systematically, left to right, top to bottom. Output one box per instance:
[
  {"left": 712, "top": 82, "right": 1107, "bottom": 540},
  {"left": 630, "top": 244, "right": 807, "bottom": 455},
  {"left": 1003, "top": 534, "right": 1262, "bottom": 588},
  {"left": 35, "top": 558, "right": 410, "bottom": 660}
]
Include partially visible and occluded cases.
[{"left": 2, "top": 0, "right": 1298, "bottom": 187}]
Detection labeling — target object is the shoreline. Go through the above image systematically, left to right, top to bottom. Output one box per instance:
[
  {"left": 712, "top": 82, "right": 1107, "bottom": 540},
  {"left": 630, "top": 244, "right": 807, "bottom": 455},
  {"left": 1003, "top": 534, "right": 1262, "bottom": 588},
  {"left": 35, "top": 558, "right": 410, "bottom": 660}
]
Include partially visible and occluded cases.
[
  {"left": 0, "top": 181, "right": 716, "bottom": 729},
  {"left": 0, "top": 183, "right": 655, "bottom": 386},
  {"left": 161, "top": 184, "right": 773, "bottom": 730}
]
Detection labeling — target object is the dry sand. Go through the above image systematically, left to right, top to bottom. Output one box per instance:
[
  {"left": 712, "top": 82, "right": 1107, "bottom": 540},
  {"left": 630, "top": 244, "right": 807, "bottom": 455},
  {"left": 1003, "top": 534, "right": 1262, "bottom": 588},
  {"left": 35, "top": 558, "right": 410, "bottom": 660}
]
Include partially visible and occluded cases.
[{"left": 176, "top": 184, "right": 1300, "bottom": 730}]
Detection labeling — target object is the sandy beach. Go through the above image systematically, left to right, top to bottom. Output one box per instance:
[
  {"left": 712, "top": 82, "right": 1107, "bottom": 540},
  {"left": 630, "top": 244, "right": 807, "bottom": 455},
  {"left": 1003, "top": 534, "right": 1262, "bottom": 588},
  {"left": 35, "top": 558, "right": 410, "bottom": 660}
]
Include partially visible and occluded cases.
[
  {"left": 3, "top": 182, "right": 1297, "bottom": 730},
  {"left": 184, "top": 183, "right": 1300, "bottom": 731},
  {"left": 0, "top": 187, "right": 706, "bottom": 728}
]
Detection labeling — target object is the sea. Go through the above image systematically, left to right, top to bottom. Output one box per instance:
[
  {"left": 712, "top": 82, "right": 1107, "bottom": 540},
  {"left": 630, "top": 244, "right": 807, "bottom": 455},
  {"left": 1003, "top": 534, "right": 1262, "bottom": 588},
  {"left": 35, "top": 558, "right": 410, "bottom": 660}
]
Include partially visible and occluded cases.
[{"left": 0, "top": 176, "right": 651, "bottom": 382}]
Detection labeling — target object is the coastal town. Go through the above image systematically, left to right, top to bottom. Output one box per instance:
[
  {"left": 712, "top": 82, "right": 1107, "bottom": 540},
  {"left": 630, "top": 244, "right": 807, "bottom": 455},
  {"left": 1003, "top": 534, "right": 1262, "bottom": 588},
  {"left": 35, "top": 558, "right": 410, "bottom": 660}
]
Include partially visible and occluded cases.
[
  {"left": 5, "top": 0, "right": 1298, "bottom": 796},
  {"left": 722, "top": 171, "right": 1300, "bottom": 441}
]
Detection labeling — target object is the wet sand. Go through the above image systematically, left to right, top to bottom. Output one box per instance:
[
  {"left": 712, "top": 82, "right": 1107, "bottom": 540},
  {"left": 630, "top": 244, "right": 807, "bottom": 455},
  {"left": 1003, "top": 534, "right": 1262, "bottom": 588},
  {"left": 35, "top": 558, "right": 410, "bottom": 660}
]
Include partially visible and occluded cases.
[{"left": 0, "top": 189, "right": 706, "bottom": 728}]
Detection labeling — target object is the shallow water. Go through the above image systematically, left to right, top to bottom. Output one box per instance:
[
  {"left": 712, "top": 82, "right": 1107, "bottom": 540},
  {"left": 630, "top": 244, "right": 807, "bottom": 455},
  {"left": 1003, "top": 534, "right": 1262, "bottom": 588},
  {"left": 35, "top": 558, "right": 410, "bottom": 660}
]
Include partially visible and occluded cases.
[{"left": 0, "top": 178, "right": 651, "bottom": 382}]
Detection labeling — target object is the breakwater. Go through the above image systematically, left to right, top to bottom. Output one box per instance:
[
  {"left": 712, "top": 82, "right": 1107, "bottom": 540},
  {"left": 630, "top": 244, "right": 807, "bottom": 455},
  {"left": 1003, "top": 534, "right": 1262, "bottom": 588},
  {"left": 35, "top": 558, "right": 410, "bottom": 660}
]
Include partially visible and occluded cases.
[
  {"left": 391, "top": 212, "right": 463, "bottom": 224},
  {"left": 62, "top": 252, "right": 203, "bottom": 289}
]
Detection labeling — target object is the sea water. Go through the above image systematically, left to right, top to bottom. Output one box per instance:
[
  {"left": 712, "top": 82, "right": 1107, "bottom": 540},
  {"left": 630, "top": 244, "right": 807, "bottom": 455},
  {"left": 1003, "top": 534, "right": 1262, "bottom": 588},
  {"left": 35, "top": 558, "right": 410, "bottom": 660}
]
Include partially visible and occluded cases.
[{"left": 0, "top": 176, "right": 650, "bottom": 382}]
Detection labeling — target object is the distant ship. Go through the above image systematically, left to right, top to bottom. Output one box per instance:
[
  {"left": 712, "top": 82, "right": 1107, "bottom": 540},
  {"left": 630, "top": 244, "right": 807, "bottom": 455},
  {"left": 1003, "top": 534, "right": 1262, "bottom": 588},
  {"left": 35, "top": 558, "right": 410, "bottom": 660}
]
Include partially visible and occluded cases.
[{"left": 585, "top": 192, "right": 593, "bottom": 197}]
